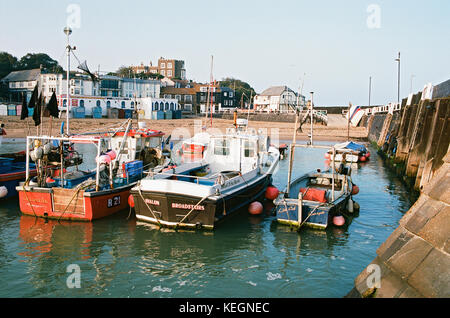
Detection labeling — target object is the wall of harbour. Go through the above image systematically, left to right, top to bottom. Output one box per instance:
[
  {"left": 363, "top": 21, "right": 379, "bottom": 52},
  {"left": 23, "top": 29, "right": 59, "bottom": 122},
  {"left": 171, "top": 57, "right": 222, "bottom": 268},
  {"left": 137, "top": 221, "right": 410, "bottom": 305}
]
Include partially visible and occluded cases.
[{"left": 346, "top": 79, "right": 450, "bottom": 298}]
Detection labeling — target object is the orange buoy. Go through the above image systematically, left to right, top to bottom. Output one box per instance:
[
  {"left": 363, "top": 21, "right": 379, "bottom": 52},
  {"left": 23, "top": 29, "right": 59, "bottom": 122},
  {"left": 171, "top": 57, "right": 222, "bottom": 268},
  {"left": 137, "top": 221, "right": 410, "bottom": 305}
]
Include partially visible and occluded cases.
[
  {"left": 365, "top": 151, "right": 371, "bottom": 158},
  {"left": 324, "top": 152, "right": 331, "bottom": 159},
  {"left": 359, "top": 155, "right": 366, "bottom": 162},
  {"left": 46, "top": 177, "right": 55, "bottom": 183},
  {"left": 351, "top": 184, "right": 359, "bottom": 195},
  {"left": 265, "top": 186, "right": 279, "bottom": 200},
  {"left": 128, "top": 194, "right": 135, "bottom": 208},
  {"left": 248, "top": 201, "right": 263, "bottom": 215},
  {"left": 333, "top": 215, "right": 345, "bottom": 226}
]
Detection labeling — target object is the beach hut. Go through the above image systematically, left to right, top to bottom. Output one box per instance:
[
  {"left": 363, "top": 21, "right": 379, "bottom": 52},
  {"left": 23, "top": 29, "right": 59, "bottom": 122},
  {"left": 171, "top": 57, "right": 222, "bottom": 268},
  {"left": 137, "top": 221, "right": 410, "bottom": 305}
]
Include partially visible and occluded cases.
[
  {"left": 0, "top": 104, "right": 7, "bottom": 116},
  {"left": 7, "top": 105, "right": 16, "bottom": 116},
  {"left": 107, "top": 108, "right": 119, "bottom": 119}
]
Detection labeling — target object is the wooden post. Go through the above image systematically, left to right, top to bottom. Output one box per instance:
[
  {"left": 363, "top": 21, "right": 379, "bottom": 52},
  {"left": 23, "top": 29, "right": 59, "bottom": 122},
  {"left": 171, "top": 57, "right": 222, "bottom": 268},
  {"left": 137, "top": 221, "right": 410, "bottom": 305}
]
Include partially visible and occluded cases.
[{"left": 298, "top": 191, "right": 303, "bottom": 226}]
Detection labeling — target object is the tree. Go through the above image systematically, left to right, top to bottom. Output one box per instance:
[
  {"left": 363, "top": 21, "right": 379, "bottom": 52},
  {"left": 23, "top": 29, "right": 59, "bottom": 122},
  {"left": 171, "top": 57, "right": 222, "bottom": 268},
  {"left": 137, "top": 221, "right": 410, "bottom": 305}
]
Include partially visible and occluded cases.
[
  {"left": 0, "top": 52, "right": 18, "bottom": 79},
  {"left": 16, "top": 53, "right": 64, "bottom": 73},
  {"left": 219, "top": 77, "right": 257, "bottom": 108}
]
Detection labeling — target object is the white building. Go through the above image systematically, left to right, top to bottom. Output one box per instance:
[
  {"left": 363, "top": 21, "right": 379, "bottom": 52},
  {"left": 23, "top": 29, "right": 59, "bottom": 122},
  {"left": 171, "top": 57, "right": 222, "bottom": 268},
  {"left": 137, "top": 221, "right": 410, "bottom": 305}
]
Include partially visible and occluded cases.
[
  {"left": 254, "top": 86, "right": 305, "bottom": 112},
  {"left": 138, "top": 97, "right": 179, "bottom": 119}
]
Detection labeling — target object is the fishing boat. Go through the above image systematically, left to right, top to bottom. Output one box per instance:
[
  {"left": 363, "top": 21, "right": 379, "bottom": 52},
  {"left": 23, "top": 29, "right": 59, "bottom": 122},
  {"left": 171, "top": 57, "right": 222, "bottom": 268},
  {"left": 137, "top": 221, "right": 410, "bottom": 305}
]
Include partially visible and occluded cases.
[
  {"left": 274, "top": 92, "right": 359, "bottom": 230},
  {"left": 16, "top": 120, "right": 169, "bottom": 221},
  {"left": 130, "top": 121, "right": 280, "bottom": 230},
  {"left": 325, "top": 141, "right": 370, "bottom": 163},
  {"left": 0, "top": 151, "right": 37, "bottom": 199},
  {"left": 274, "top": 162, "right": 358, "bottom": 230}
]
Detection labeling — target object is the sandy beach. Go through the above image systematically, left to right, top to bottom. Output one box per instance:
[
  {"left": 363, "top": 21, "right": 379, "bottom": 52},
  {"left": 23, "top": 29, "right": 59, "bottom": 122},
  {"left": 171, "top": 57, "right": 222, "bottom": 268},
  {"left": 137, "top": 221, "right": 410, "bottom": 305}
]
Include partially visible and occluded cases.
[{"left": 0, "top": 114, "right": 368, "bottom": 142}]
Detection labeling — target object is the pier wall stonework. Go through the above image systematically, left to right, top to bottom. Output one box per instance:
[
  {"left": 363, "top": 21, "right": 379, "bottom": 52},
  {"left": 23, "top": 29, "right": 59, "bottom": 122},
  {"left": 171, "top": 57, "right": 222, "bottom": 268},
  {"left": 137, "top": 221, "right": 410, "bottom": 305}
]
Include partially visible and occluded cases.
[
  {"left": 348, "top": 80, "right": 450, "bottom": 298},
  {"left": 346, "top": 149, "right": 450, "bottom": 298}
]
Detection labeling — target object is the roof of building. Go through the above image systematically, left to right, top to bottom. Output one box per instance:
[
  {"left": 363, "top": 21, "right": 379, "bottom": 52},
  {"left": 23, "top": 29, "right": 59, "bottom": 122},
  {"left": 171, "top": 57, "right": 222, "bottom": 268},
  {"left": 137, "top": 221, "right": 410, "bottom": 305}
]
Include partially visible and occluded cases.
[
  {"left": 1, "top": 68, "right": 41, "bottom": 82},
  {"left": 259, "top": 86, "right": 295, "bottom": 96}
]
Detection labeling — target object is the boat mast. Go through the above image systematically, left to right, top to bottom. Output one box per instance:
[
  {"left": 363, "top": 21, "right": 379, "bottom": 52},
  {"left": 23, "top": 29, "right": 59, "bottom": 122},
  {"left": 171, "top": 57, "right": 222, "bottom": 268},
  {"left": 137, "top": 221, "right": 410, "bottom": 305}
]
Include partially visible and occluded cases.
[
  {"left": 64, "top": 27, "right": 72, "bottom": 135},
  {"left": 309, "top": 92, "right": 314, "bottom": 145}
]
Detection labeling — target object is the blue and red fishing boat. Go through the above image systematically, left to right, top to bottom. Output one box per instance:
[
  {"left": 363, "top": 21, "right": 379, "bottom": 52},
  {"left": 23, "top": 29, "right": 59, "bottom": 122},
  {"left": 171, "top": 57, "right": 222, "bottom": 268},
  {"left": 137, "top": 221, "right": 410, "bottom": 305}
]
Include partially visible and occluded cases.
[{"left": 0, "top": 151, "right": 37, "bottom": 199}]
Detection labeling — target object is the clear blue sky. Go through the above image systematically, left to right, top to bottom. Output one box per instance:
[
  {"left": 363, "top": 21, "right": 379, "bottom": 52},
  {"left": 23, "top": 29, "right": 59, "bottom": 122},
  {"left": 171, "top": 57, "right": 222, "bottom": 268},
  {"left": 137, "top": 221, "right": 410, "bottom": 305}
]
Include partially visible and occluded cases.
[{"left": 1, "top": 0, "right": 449, "bottom": 106}]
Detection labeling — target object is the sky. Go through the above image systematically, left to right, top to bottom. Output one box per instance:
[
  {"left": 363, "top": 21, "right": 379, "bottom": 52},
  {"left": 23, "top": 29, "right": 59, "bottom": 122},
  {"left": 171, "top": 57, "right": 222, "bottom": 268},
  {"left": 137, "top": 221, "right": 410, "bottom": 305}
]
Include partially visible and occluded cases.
[{"left": 0, "top": 0, "right": 449, "bottom": 106}]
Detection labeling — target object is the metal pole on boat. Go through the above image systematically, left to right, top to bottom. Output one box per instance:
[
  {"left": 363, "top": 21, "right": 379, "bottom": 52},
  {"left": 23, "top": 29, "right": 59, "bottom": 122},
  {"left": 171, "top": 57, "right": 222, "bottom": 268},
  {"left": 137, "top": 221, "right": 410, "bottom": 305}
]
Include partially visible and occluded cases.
[
  {"left": 64, "top": 27, "right": 72, "bottom": 135},
  {"left": 310, "top": 92, "right": 314, "bottom": 146},
  {"left": 287, "top": 107, "right": 299, "bottom": 197},
  {"left": 25, "top": 137, "right": 30, "bottom": 181},
  {"left": 96, "top": 140, "right": 101, "bottom": 191},
  {"left": 332, "top": 146, "right": 335, "bottom": 201},
  {"left": 298, "top": 191, "right": 303, "bottom": 226}
]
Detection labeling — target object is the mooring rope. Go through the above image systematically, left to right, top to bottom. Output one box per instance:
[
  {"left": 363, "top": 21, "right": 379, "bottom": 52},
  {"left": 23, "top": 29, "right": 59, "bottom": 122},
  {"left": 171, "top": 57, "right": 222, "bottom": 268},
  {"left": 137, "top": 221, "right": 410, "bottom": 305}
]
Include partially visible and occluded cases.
[
  {"left": 137, "top": 185, "right": 162, "bottom": 227},
  {"left": 175, "top": 193, "right": 211, "bottom": 230}
]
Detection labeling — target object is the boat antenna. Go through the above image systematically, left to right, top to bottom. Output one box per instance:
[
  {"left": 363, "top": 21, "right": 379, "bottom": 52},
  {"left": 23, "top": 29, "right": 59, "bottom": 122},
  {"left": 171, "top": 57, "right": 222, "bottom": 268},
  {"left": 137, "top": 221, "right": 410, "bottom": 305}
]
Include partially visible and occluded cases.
[
  {"left": 64, "top": 26, "right": 72, "bottom": 135},
  {"left": 309, "top": 92, "right": 314, "bottom": 146},
  {"left": 347, "top": 102, "right": 352, "bottom": 142}
]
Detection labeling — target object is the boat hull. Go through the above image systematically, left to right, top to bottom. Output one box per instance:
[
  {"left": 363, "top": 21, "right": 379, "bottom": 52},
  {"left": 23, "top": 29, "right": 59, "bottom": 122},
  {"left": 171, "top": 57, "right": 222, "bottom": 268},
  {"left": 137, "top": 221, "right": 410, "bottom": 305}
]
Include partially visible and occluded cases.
[
  {"left": 0, "top": 169, "right": 37, "bottom": 199},
  {"left": 131, "top": 175, "right": 272, "bottom": 230},
  {"left": 17, "top": 184, "right": 134, "bottom": 221},
  {"left": 275, "top": 195, "right": 350, "bottom": 229}
]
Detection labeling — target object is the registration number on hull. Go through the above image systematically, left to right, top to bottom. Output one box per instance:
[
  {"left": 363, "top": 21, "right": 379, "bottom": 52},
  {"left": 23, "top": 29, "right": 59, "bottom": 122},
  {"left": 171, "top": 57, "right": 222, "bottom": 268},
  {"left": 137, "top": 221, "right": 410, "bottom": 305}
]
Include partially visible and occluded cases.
[{"left": 107, "top": 195, "right": 121, "bottom": 208}]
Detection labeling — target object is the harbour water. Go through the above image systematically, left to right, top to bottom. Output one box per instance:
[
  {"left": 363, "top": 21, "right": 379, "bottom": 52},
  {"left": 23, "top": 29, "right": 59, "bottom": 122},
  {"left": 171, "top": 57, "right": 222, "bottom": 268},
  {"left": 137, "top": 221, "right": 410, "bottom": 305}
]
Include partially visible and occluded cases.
[{"left": 0, "top": 139, "right": 417, "bottom": 298}]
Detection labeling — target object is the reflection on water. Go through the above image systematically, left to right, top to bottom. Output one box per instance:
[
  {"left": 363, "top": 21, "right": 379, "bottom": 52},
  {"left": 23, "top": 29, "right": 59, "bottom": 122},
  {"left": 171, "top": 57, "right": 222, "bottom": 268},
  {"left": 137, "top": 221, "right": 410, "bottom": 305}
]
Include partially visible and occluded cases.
[{"left": 0, "top": 141, "right": 416, "bottom": 297}]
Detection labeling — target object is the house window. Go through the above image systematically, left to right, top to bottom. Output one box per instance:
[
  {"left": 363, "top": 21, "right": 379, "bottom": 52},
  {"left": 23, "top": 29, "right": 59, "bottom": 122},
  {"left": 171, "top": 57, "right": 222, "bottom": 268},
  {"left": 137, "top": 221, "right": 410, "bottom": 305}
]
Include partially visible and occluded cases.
[
  {"left": 160, "top": 62, "right": 165, "bottom": 68},
  {"left": 167, "top": 62, "right": 172, "bottom": 68},
  {"left": 161, "top": 70, "right": 165, "bottom": 76},
  {"left": 167, "top": 70, "right": 172, "bottom": 77},
  {"left": 224, "top": 92, "right": 227, "bottom": 97},
  {"left": 229, "top": 92, "right": 233, "bottom": 98},
  {"left": 165, "top": 94, "right": 172, "bottom": 99},
  {"left": 175, "top": 95, "right": 181, "bottom": 101},
  {"left": 185, "top": 95, "right": 192, "bottom": 102},
  {"left": 80, "top": 100, "right": 85, "bottom": 107},
  {"left": 96, "top": 100, "right": 101, "bottom": 107},
  {"left": 106, "top": 101, "right": 111, "bottom": 108},
  {"left": 121, "top": 101, "right": 125, "bottom": 108}
]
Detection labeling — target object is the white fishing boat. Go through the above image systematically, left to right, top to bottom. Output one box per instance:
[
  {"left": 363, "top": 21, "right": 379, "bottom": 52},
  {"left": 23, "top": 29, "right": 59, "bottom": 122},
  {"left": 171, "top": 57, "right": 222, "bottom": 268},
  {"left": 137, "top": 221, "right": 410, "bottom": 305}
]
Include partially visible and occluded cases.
[{"left": 130, "top": 120, "right": 280, "bottom": 230}]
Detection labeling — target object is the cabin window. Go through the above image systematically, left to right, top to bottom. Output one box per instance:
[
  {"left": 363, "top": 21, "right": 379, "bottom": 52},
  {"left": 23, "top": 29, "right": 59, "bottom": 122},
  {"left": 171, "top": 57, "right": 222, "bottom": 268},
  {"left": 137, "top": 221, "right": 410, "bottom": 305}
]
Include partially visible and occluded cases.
[
  {"left": 214, "top": 138, "right": 230, "bottom": 156},
  {"left": 244, "top": 140, "right": 256, "bottom": 157}
]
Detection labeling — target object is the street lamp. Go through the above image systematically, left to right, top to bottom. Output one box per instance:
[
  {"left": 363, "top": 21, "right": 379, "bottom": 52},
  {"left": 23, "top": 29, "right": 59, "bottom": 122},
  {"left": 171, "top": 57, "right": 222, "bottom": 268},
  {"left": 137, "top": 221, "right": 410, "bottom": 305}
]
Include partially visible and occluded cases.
[{"left": 395, "top": 52, "right": 400, "bottom": 104}]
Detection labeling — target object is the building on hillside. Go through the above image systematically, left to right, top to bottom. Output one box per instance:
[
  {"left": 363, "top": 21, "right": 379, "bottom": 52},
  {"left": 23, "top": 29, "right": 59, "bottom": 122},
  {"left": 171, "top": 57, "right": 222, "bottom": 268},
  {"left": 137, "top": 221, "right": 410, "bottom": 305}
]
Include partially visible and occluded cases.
[
  {"left": 148, "top": 57, "right": 186, "bottom": 80},
  {"left": 130, "top": 63, "right": 150, "bottom": 74},
  {"left": 196, "top": 84, "right": 237, "bottom": 114},
  {"left": 160, "top": 85, "right": 197, "bottom": 114},
  {"left": 254, "top": 85, "right": 305, "bottom": 112}
]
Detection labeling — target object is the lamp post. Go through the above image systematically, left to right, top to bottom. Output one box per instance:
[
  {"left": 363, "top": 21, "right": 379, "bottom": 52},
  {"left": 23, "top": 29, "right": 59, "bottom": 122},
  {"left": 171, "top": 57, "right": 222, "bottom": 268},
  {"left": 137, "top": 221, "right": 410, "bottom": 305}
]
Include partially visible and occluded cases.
[
  {"left": 64, "top": 26, "right": 72, "bottom": 135},
  {"left": 395, "top": 52, "right": 400, "bottom": 104}
]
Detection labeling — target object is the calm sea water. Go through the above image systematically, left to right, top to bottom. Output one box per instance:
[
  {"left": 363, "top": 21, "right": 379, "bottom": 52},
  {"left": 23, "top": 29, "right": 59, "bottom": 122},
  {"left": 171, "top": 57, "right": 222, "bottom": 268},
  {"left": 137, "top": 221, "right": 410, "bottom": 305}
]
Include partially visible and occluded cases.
[{"left": 0, "top": 139, "right": 416, "bottom": 298}]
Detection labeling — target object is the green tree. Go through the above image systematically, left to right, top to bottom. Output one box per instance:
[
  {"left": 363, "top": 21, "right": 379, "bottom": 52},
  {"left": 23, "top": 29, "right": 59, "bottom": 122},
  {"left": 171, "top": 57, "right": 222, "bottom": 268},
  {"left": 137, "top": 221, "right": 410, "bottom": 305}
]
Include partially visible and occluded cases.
[
  {"left": 0, "top": 51, "right": 18, "bottom": 79},
  {"left": 16, "top": 53, "right": 64, "bottom": 73},
  {"left": 219, "top": 77, "right": 257, "bottom": 108}
]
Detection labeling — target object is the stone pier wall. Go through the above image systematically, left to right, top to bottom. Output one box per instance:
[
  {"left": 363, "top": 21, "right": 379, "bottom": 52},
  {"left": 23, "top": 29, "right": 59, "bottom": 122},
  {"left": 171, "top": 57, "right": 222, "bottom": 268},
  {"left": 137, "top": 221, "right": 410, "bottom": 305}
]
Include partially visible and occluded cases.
[
  {"left": 347, "top": 79, "right": 450, "bottom": 298},
  {"left": 346, "top": 149, "right": 450, "bottom": 297}
]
